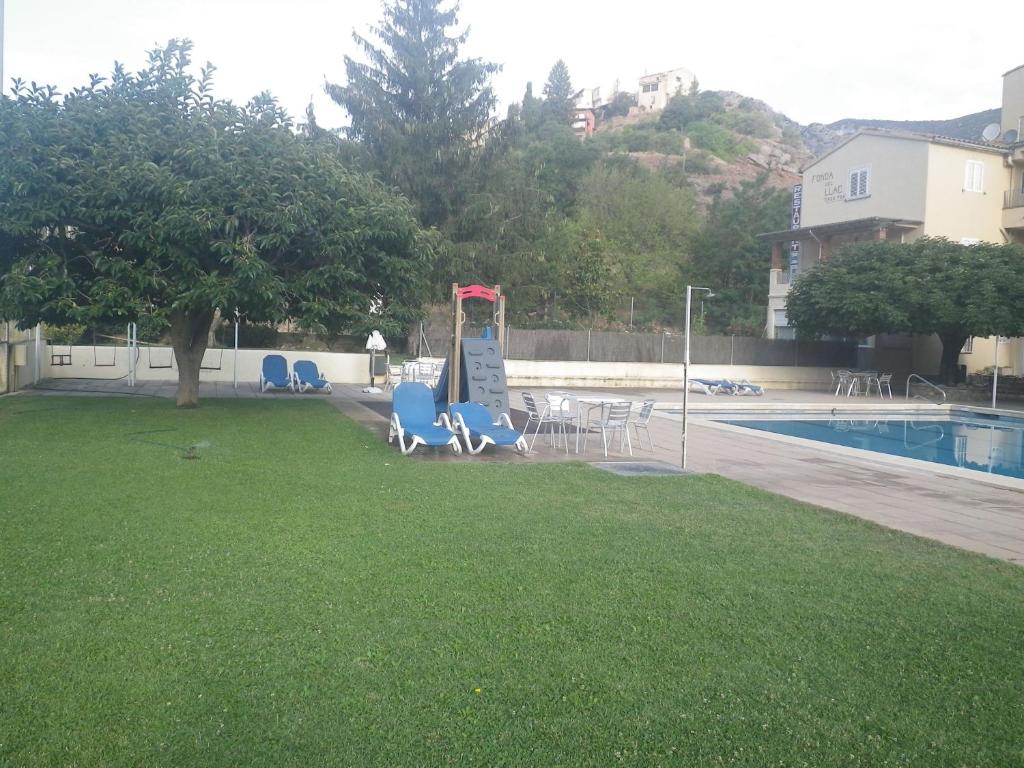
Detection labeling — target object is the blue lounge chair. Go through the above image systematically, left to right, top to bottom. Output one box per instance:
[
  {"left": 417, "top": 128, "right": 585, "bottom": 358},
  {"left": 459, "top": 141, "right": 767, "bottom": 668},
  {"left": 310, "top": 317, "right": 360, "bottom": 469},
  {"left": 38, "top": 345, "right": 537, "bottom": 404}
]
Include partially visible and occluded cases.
[
  {"left": 260, "top": 354, "right": 294, "bottom": 393},
  {"left": 294, "top": 360, "right": 332, "bottom": 394},
  {"left": 688, "top": 378, "right": 738, "bottom": 396},
  {"left": 728, "top": 379, "right": 765, "bottom": 396},
  {"left": 389, "top": 382, "right": 462, "bottom": 455},
  {"left": 450, "top": 402, "right": 528, "bottom": 455}
]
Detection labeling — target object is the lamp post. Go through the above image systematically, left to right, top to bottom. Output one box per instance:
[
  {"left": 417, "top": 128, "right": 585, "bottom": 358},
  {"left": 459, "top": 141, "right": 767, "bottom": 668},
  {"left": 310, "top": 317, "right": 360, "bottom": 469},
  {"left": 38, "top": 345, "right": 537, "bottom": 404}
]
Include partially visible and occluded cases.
[
  {"left": 681, "top": 285, "right": 713, "bottom": 469},
  {"left": 363, "top": 330, "right": 387, "bottom": 394}
]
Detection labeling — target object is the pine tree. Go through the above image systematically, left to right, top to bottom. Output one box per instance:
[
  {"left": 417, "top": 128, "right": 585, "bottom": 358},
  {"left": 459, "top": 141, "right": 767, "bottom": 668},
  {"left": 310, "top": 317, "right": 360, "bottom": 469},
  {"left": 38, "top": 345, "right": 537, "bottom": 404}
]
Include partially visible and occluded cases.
[
  {"left": 326, "top": 0, "right": 499, "bottom": 228},
  {"left": 542, "top": 59, "right": 575, "bottom": 126},
  {"left": 521, "top": 81, "right": 542, "bottom": 132}
]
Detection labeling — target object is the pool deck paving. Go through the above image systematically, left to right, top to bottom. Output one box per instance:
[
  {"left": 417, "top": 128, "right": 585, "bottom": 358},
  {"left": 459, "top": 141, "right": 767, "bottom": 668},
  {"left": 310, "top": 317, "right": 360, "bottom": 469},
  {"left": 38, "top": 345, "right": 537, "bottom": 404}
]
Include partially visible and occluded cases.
[{"left": 18, "top": 377, "right": 1024, "bottom": 565}]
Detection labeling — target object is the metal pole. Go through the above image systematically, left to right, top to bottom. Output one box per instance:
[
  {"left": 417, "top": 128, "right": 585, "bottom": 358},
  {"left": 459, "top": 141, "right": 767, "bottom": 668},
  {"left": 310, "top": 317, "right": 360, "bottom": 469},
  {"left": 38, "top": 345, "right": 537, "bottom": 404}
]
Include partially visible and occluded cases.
[
  {"left": 682, "top": 286, "right": 692, "bottom": 469},
  {"left": 629, "top": 297, "right": 634, "bottom": 329},
  {"left": 233, "top": 311, "right": 239, "bottom": 390},
  {"left": 34, "top": 323, "right": 42, "bottom": 384},
  {"left": 126, "top": 323, "right": 133, "bottom": 387},
  {"left": 587, "top": 329, "right": 591, "bottom": 362},
  {"left": 661, "top": 332, "right": 666, "bottom": 364},
  {"left": 992, "top": 337, "right": 1000, "bottom": 410}
]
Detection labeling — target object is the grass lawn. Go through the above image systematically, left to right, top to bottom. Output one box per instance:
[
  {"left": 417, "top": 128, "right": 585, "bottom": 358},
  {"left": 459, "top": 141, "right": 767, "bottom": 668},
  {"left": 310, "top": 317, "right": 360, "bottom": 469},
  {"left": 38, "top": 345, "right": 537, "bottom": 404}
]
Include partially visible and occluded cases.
[{"left": 1, "top": 396, "right": 1023, "bottom": 767}]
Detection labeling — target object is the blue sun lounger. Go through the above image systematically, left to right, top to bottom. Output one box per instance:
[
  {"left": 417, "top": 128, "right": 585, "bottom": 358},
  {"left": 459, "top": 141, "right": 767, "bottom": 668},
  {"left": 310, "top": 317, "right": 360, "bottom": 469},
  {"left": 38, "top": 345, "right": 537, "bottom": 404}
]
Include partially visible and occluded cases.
[
  {"left": 260, "top": 354, "right": 294, "bottom": 393},
  {"left": 294, "top": 360, "right": 332, "bottom": 393},
  {"left": 688, "top": 378, "right": 736, "bottom": 396},
  {"left": 389, "top": 382, "right": 462, "bottom": 455},
  {"left": 450, "top": 402, "right": 528, "bottom": 455}
]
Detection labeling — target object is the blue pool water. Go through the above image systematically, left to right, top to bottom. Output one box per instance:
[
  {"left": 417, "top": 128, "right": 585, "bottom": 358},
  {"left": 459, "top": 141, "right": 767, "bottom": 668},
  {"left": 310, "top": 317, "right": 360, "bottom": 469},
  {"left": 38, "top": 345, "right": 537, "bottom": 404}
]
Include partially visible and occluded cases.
[{"left": 723, "top": 413, "right": 1024, "bottom": 480}]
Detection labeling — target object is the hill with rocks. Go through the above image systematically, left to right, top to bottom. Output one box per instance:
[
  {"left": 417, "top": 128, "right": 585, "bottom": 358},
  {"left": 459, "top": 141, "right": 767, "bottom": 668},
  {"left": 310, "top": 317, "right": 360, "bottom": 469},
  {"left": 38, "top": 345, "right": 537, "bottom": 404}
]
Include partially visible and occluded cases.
[{"left": 589, "top": 89, "right": 999, "bottom": 211}]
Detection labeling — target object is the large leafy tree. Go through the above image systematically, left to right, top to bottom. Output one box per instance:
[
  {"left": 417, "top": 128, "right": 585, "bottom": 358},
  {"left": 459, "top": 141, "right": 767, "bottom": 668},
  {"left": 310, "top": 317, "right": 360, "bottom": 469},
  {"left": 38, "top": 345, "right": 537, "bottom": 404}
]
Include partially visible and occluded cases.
[
  {"left": 326, "top": 0, "right": 499, "bottom": 229},
  {"left": 0, "top": 41, "right": 430, "bottom": 406},
  {"left": 578, "top": 159, "right": 700, "bottom": 325},
  {"left": 694, "top": 175, "right": 790, "bottom": 333},
  {"left": 786, "top": 238, "right": 1024, "bottom": 383}
]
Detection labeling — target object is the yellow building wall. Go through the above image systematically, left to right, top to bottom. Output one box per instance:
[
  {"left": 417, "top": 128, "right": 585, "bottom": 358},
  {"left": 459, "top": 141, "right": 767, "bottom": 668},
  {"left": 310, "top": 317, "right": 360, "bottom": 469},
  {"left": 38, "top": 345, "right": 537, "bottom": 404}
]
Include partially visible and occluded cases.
[
  {"left": 801, "top": 134, "right": 929, "bottom": 227},
  {"left": 922, "top": 144, "right": 1009, "bottom": 243}
]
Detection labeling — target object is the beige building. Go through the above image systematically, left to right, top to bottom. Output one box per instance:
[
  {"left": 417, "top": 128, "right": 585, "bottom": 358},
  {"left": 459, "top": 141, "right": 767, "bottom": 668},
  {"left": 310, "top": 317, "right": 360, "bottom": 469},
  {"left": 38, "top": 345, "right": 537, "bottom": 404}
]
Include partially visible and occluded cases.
[
  {"left": 762, "top": 66, "right": 1024, "bottom": 379},
  {"left": 637, "top": 67, "right": 696, "bottom": 112}
]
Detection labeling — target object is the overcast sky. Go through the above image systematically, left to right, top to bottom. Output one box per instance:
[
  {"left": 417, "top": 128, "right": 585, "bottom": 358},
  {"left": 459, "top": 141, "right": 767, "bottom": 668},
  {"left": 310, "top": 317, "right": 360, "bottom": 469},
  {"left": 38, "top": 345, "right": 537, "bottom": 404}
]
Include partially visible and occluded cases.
[{"left": 3, "top": 0, "right": 1019, "bottom": 132}]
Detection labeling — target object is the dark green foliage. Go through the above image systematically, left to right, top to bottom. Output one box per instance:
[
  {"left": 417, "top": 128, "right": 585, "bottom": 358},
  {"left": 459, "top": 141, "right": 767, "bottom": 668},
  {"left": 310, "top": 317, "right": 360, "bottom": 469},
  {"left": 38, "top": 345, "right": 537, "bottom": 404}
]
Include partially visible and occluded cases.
[
  {"left": 326, "top": 0, "right": 499, "bottom": 228},
  {"left": 0, "top": 40, "right": 430, "bottom": 405},
  {"left": 541, "top": 59, "right": 575, "bottom": 126},
  {"left": 520, "top": 81, "right": 542, "bottom": 132},
  {"left": 600, "top": 90, "right": 637, "bottom": 121},
  {"left": 658, "top": 91, "right": 726, "bottom": 131},
  {"left": 716, "top": 109, "right": 776, "bottom": 138},
  {"left": 685, "top": 120, "right": 753, "bottom": 161},
  {"left": 591, "top": 124, "right": 688, "bottom": 155},
  {"left": 578, "top": 160, "right": 700, "bottom": 320},
  {"left": 694, "top": 175, "right": 790, "bottom": 333},
  {"left": 787, "top": 238, "right": 1024, "bottom": 382},
  {"left": 136, "top": 314, "right": 170, "bottom": 344},
  {"left": 234, "top": 322, "right": 279, "bottom": 349},
  {"left": 43, "top": 324, "right": 86, "bottom": 346},
  {"left": 3, "top": 397, "right": 1024, "bottom": 766}
]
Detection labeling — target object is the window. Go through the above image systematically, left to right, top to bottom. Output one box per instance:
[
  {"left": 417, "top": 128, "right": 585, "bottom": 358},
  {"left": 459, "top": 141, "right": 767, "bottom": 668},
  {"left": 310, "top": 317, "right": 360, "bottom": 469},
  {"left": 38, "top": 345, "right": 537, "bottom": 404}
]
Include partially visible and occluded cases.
[
  {"left": 641, "top": 82, "right": 660, "bottom": 93},
  {"left": 964, "top": 160, "right": 984, "bottom": 193},
  {"left": 847, "top": 166, "right": 870, "bottom": 200},
  {"left": 773, "top": 309, "right": 789, "bottom": 328},
  {"left": 961, "top": 337, "right": 974, "bottom": 354}
]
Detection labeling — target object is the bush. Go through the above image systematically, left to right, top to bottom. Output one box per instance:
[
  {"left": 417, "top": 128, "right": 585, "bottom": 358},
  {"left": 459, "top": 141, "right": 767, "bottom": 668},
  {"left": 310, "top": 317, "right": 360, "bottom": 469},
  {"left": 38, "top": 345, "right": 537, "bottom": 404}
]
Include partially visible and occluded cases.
[
  {"left": 601, "top": 91, "right": 636, "bottom": 120},
  {"left": 716, "top": 110, "right": 775, "bottom": 138},
  {"left": 686, "top": 121, "right": 752, "bottom": 161},
  {"left": 592, "top": 125, "right": 687, "bottom": 155},
  {"left": 136, "top": 314, "right": 169, "bottom": 343},
  {"left": 234, "top": 322, "right": 279, "bottom": 349},
  {"left": 45, "top": 323, "right": 86, "bottom": 346}
]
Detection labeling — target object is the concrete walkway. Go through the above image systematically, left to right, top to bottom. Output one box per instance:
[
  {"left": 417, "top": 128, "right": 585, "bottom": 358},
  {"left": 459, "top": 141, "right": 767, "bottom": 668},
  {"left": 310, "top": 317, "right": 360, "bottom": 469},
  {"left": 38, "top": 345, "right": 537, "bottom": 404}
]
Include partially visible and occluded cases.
[{"left": 21, "top": 377, "right": 1024, "bottom": 564}]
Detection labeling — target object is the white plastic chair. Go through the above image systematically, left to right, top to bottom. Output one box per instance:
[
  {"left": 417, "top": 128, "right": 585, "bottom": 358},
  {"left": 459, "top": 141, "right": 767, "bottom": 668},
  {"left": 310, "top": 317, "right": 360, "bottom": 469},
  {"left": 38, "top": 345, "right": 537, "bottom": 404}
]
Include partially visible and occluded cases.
[
  {"left": 385, "top": 363, "right": 403, "bottom": 391},
  {"left": 834, "top": 370, "right": 854, "bottom": 397},
  {"left": 865, "top": 372, "right": 893, "bottom": 399},
  {"left": 522, "top": 392, "right": 568, "bottom": 453},
  {"left": 631, "top": 399, "right": 656, "bottom": 450},
  {"left": 583, "top": 401, "right": 633, "bottom": 458}
]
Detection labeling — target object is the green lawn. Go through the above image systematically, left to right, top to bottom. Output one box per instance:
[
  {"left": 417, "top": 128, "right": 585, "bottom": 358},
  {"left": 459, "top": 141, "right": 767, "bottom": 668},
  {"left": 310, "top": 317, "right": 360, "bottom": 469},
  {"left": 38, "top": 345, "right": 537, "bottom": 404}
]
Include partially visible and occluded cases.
[{"left": 1, "top": 397, "right": 1022, "bottom": 767}]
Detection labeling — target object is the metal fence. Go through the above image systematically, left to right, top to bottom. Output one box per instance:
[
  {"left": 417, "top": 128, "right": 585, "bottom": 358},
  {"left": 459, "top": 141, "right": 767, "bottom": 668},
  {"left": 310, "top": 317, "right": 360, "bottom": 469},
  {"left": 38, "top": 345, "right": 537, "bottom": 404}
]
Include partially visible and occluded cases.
[{"left": 420, "top": 326, "right": 857, "bottom": 368}]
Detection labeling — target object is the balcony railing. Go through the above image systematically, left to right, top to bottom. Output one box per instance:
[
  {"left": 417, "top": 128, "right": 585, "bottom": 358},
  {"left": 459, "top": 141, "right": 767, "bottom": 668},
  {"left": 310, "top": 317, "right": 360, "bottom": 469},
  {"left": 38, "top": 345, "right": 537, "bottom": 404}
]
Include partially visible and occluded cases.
[{"left": 1004, "top": 189, "right": 1024, "bottom": 209}]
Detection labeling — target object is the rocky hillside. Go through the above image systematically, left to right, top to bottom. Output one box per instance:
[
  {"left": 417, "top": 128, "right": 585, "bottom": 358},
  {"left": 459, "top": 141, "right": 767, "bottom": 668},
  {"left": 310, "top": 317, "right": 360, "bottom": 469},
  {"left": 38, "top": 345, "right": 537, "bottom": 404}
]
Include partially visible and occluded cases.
[{"left": 591, "top": 90, "right": 1000, "bottom": 211}]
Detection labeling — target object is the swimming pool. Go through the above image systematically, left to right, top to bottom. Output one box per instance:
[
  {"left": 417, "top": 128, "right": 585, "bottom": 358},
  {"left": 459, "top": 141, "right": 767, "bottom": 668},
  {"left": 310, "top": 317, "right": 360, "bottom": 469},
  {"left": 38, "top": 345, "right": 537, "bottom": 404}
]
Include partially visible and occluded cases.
[{"left": 722, "top": 412, "right": 1024, "bottom": 480}]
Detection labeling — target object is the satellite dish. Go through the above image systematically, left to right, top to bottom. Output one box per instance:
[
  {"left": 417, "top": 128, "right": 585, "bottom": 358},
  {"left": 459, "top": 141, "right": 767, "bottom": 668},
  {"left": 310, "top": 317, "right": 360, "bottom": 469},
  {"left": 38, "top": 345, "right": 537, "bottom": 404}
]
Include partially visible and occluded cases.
[
  {"left": 982, "top": 122, "right": 1001, "bottom": 141},
  {"left": 1004, "top": 129, "right": 1019, "bottom": 144}
]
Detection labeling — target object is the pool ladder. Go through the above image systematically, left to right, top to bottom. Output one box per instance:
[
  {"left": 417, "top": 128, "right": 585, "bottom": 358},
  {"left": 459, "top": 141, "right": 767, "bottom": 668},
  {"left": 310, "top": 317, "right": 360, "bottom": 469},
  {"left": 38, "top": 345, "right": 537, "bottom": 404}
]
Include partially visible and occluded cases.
[{"left": 906, "top": 373, "right": 946, "bottom": 404}]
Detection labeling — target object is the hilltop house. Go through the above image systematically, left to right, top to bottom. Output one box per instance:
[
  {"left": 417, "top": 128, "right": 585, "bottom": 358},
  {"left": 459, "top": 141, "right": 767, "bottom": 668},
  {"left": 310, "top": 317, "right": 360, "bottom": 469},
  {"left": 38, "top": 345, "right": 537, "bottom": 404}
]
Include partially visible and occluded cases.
[
  {"left": 761, "top": 66, "right": 1024, "bottom": 379},
  {"left": 637, "top": 68, "right": 696, "bottom": 112}
]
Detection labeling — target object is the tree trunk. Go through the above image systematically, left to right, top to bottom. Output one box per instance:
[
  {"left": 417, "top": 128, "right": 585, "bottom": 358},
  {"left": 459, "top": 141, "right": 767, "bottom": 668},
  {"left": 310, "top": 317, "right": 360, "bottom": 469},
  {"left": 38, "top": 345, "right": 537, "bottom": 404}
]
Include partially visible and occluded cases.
[
  {"left": 170, "top": 309, "right": 215, "bottom": 407},
  {"left": 938, "top": 333, "right": 968, "bottom": 386}
]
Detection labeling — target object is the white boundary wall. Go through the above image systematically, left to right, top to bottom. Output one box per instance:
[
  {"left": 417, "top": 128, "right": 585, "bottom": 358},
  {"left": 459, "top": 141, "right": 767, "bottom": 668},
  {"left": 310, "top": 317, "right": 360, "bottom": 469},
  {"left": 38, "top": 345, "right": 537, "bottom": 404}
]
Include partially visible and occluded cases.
[
  {"left": 43, "top": 345, "right": 833, "bottom": 391},
  {"left": 45, "top": 345, "right": 369, "bottom": 386}
]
